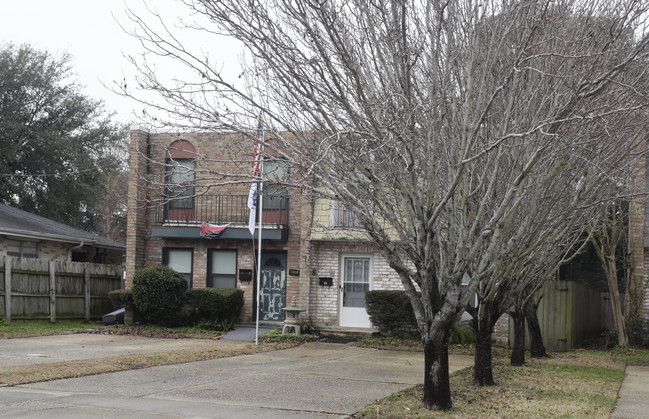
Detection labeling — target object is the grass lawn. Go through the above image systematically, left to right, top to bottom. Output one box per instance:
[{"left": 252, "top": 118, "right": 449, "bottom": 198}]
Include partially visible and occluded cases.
[
  {"left": 0, "top": 319, "right": 100, "bottom": 338},
  {"left": 353, "top": 337, "right": 649, "bottom": 418}
]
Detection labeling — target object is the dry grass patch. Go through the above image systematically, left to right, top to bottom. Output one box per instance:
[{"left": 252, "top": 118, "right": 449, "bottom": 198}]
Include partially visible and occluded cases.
[
  {"left": 0, "top": 341, "right": 294, "bottom": 386},
  {"left": 354, "top": 352, "right": 631, "bottom": 418},
  {"left": 355, "top": 363, "right": 621, "bottom": 418}
]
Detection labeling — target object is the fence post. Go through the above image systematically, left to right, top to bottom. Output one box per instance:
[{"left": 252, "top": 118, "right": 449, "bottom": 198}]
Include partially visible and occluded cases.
[
  {"left": 4, "top": 257, "right": 10, "bottom": 322},
  {"left": 49, "top": 261, "right": 56, "bottom": 323},
  {"left": 84, "top": 263, "right": 91, "bottom": 321}
]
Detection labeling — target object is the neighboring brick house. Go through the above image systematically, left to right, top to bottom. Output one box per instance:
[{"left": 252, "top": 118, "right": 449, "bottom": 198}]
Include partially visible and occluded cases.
[
  {"left": 126, "top": 126, "right": 405, "bottom": 329},
  {"left": 629, "top": 137, "right": 649, "bottom": 333},
  {"left": 0, "top": 203, "right": 124, "bottom": 264}
]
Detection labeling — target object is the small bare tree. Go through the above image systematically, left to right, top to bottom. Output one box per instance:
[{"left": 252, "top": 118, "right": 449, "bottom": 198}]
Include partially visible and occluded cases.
[
  {"left": 120, "top": 0, "right": 649, "bottom": 410},
  {"left": 590, "top": 199, "right": 630, "bottom": 349}
]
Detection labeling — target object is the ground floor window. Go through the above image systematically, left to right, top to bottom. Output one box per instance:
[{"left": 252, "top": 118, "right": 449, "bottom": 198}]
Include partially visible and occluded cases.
[
  {"left": 6, "top": 238, "right": 38, "bottom": 258},
  {"left": 163, "top": 248, "right": 193, "bottom": 288},
  {"left": 208, "top": 249, "right": 237, "bottom": 288}
]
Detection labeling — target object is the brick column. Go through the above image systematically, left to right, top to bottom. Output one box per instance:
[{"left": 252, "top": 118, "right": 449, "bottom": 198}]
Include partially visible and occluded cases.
[{"left": 125, "top": 126, "right": 151, "bottom": 288}]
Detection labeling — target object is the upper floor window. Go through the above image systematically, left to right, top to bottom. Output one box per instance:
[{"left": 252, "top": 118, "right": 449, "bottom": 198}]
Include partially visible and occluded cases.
[
  {"left": 166, "top": 140, "right": 196, "bottom": 210},
  {"left": 166, "top": 159, "right": 195, "bottom": 209},
  {"left": 263, "top": 159, "right": 289, "bottom": 210},
  {"left": 330, "top": 200, "right": 363, "bottom": 228},
  {"left": 7, "top": 238, "right": 38, "bottom": 258}
]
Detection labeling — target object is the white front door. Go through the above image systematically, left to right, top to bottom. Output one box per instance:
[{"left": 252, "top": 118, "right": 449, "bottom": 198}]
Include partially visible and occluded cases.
[{"left": 340, "top": 256, "right": 372, "bottom": 328}]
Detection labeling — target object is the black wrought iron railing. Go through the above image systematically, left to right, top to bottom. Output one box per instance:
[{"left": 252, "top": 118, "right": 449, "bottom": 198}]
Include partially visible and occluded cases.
[{"left": 156, "top": 194, "right": 289, "bottom": 228}]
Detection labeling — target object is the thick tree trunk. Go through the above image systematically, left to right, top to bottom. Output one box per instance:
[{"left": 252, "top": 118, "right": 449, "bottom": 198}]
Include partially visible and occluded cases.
[
  {"left": 525, "top": 297, "right": 547, "bottom": 358},
  {"left": 510, "top": 308, "right": 526, "bottom": 366},
  {"left": 473, "top": 313, "right": 496, "bottom": 386},
  {"left": 422, "top": 335, "right": 452, "bottom": 410}
]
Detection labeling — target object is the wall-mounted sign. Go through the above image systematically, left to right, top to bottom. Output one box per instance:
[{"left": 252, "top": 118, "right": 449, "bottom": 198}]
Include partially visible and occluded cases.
[{"left": 289, "top": 269, "right": 300, "bottom": 276}]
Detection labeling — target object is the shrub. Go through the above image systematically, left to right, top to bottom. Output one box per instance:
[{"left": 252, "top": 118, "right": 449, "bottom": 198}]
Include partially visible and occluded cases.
[
  {"left": 132, "top": 265, "right": 188, "bottom": 325},
  {"left": 183, "top": 288, "right": 244, "bottom": 326},
  {"left": 108, "top": 289, "right": 134, "bottom": 309},
  {"left": 365, "top": 290, "right": 418, "bottom": 336},
  {"left": 365, "top": 290, "right": 475, "bottom": 343},
  {"left": 449, "top": 320, "right": 474, "bottom": 344}
]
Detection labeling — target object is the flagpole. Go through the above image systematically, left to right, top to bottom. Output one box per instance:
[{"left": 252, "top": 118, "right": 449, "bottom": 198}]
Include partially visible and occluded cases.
[
  {"left": 253, "top": 113, "right": 264, "bottom": 346},
  {"left": 255, "top": 181, "right": 263, "bottom": 346}
]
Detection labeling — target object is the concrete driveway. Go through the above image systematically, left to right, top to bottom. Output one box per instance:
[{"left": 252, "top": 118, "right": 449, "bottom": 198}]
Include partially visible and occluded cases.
[
  {"left": 0, "top": 334, "right": 232, "bottom": 367},
  {"left": 0, "top": 339, "right": 473, "bottom": 418}
]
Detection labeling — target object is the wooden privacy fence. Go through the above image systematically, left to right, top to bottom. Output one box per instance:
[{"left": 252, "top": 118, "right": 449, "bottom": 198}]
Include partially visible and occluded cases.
[
  {"left": 0, "top": 255, "right": 122, "bottom": 322},
  {"left": 509, "top": 280, "right": 601, "bottom": 351}
]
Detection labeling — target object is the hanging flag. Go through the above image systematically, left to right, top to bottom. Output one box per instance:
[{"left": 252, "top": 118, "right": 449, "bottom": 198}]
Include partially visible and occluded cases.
[
  {"left": 248, "top": 115, "right": 264, "bottom": 235},
  {"left": 247, "top": 182, "right": 258, "bottom": 235},
  {"left": 200, "top": 221, "right": 229, "bottom": 239}
]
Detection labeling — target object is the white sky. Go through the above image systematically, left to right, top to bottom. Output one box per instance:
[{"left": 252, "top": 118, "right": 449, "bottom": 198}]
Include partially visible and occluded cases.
[{"left": 0, "top": 1, "right": 244, "bottom": 126}]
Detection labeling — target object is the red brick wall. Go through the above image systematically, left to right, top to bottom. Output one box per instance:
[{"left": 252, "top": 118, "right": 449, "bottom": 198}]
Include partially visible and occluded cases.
[{"left": 125, "top": 128, "right": 312, "bottom": 322}]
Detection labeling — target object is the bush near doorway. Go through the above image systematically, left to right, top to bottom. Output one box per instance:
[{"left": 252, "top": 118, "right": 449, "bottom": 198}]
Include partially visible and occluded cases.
[
  {"left": 182, "top": 288, "right": 244, "bottom": 328},
  {"left": 365, "top": 290, "right": 419, "bottom": 336},
  {"left": 366, "top": 290, "right": 474, "bottom": 344}
]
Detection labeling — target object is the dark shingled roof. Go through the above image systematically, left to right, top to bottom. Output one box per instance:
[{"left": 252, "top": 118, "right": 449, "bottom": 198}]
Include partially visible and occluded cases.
[{"left": 0, "top": 203, "right": 125, "bottom": 250}]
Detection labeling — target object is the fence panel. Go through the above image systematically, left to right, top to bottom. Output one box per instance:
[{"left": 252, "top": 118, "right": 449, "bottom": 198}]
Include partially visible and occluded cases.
[
  {"left": 0, "top": 255, "right": 122, "bottom": 321},
  {"left": 509, "top": 280, "right": 603, "bottom": 351}
]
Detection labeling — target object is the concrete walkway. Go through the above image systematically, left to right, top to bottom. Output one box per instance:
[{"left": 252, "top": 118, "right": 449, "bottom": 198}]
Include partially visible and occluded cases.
[
  {"left": 220, "top": 324, "right": 279, "bottom": 342},
  {"left": 0, "top": 340, "right": 473, "bottom": 418},
  {"left": 611, "top": 366, "right": 649, "bottom": 419}
]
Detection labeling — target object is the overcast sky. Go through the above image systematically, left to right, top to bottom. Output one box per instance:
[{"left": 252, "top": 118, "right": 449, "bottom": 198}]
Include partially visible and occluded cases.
[{"left": 0, "top": 1, "right": 243, "bottom": 126}]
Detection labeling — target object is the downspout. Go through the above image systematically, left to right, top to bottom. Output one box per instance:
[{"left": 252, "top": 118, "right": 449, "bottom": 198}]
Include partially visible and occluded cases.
[{"left": 67, "top": 241, "right": 85, "bottom": 261}]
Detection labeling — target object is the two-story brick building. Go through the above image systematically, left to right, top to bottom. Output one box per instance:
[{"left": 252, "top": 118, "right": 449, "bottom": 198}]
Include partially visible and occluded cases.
[
  {"left": 126, "top": 125, "right": 649, "bottom": 343},
  {"left": 125, "top": 126, "right": 405, "bottom": 329}
]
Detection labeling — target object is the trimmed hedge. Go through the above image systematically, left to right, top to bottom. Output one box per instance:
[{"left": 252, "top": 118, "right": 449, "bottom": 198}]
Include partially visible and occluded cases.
[
  {"left": 132, "top": 265, "right": 188, "bottom": 325},
  {"left": 183, "top": 288, "right": 244, "bottom": 325},
  {"left": 108, "top": 289, "right": 134, "bottom": 309},
  {"left": 365, "top": 290, "right": 418, "bottom": 336},
  {"left": 366, "top": 290, "right": 475, "bottom": 343}
]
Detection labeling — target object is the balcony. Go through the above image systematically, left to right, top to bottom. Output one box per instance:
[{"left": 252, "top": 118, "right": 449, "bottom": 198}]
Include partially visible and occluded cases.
[{"left": 152, "top": 194, "right": 289, "bottom": 240}]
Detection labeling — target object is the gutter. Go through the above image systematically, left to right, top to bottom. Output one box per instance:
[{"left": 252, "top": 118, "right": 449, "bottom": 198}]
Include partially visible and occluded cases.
[
  {"left": 0, "top": 228, "right": 97, "bottom": 246},
  {"left": 67, "top": 241, "right": 85, "bottom": 261}
]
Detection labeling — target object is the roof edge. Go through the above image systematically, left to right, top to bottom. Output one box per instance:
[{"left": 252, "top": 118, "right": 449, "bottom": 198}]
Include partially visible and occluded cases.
[{"left": 0, "top": 228, "right": 97, "bottom": 246}]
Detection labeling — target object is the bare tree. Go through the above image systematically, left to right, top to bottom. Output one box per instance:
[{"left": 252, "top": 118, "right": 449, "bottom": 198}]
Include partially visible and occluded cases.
[
  {"left": 120, "top": 0, "right": 649, "bottom": 410},
  {"left": 468, "top": 148, "right": 601, "bottom": 383},
  {"left": 590, "top": 199, "right": 630, "bottom": 349}
]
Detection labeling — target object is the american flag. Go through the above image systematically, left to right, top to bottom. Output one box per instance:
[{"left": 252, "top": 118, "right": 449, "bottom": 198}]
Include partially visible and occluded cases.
[{"left": 252, "top": 118, "right": 264, "bottom": 176}]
